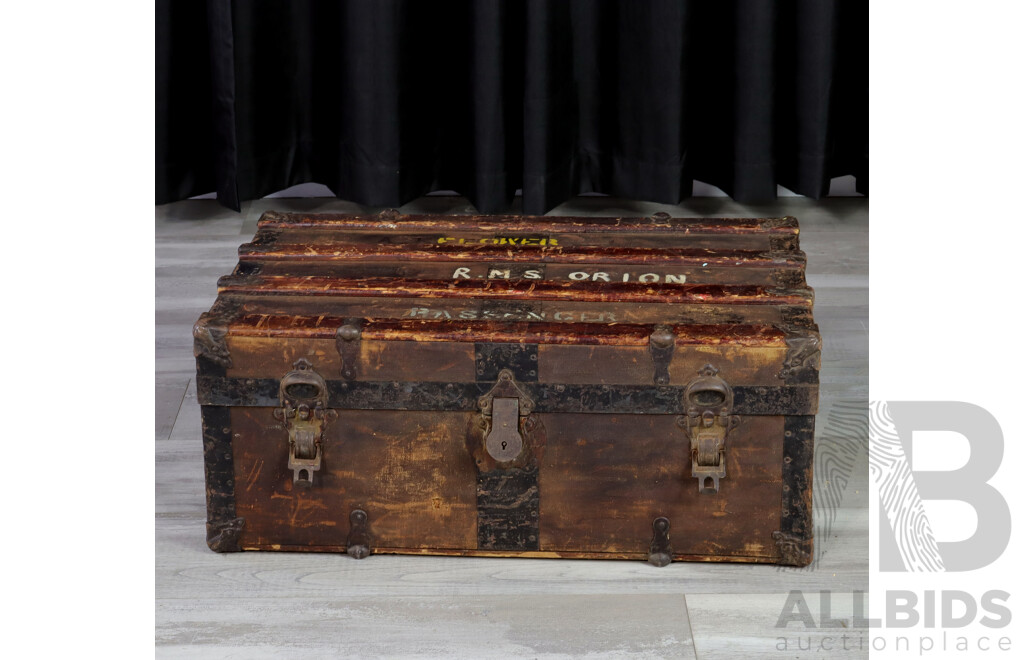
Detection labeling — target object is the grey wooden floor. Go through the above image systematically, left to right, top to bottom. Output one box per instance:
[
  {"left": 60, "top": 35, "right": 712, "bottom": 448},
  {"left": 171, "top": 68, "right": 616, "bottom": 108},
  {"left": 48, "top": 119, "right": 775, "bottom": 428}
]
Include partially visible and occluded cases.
[{"left": 156, "top": 195, "right": 868, "bottom": 659}]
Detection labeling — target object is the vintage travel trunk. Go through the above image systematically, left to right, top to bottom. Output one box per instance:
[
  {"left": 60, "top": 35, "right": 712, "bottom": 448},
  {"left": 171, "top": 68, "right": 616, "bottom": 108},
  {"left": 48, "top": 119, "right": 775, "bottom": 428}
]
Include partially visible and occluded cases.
[{"left": 194, "top": 210, "right": 819, "bottom": 566}]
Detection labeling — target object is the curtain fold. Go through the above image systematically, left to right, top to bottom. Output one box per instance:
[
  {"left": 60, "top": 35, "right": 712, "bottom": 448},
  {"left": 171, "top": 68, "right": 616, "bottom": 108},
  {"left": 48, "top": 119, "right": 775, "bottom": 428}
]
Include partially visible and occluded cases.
[{"left": 156, "top": 0, "right": 866, "bottom": 213}]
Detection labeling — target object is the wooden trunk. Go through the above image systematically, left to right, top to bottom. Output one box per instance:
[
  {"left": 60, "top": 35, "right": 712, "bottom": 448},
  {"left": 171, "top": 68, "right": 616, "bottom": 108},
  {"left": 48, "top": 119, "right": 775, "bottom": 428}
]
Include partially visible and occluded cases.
[{"left": 195, "top": 210, "right": 819, "bottom": 566}]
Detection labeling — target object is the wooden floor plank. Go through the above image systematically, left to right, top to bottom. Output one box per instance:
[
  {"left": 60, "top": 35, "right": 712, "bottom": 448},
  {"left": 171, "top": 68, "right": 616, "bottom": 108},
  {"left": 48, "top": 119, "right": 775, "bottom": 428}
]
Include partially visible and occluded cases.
[
  {"left": 156, "top": 375, "right": 189, "bottom": 441},
  {"left": 687, "top": 592, "right": 870, "bottom": 659},
  {"left": 156, "top": 593, "right": 694, "bottom": 659}
]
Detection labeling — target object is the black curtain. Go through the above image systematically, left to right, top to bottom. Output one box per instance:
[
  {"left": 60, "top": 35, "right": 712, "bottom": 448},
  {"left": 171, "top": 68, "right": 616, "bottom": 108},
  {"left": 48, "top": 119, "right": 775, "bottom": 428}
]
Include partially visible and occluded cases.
[{"left": 156, "top": 1, "right": 866, "bottom": 214}]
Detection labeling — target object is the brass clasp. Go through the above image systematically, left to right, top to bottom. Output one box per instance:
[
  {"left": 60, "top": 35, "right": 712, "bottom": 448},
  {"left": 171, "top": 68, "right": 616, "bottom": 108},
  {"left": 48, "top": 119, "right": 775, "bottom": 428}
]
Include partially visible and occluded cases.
[
  {"left": 273, "top": 358, "right": 336, "bottom": 487},
  {"left": 678, "top": 364, "right": 739, "bottom": 495},
  {"left": 467, "top": 368, "right": 549, "bottom": 470},
  {"left": 478, "top": 369, "right": 534, "bottom": 463},
  {"left": 486, "top": 397, "right": 524, "bottom": 462}
]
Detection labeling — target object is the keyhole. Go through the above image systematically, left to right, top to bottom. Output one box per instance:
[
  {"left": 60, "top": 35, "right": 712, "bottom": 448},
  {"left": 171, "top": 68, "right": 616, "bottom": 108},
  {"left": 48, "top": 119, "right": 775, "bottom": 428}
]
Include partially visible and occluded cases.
[{"left": 501, "top": 441, "right": 508, "bottom": 450}]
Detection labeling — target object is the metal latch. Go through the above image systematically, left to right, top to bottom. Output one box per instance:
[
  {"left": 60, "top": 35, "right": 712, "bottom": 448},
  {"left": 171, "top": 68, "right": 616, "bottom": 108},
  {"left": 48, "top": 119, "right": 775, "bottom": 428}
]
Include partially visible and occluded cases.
[
  {"left": 273, "top": 358, "right": 336, "bottom": 487},
  {"left": 678, "top": 364, "right": 739, "bottom": 495},
  {"left": 474, "top": 368, "right": 537, "bottom": 465},
  {"left": 486, "top": 397, "right": 524, "bottom": 462}
]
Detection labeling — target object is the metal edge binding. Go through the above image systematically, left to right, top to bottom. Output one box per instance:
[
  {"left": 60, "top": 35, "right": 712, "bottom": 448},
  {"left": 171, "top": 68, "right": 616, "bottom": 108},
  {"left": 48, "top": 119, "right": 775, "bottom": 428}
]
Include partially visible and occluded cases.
[{"left": 772, "top": 530, "right": 813, "bottom": 566}]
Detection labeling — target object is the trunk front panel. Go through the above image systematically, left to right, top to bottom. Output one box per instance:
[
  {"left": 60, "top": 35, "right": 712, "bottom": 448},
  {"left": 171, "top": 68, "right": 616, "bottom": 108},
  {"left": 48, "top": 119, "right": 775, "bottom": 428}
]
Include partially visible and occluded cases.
[{"left": 231, "top": 408, "right": 786, "bottom": 560}]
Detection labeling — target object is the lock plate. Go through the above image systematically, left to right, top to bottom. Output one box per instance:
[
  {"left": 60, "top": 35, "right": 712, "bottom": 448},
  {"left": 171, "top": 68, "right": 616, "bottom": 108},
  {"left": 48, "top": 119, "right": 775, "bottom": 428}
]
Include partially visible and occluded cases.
[
  {"left": 678, "top": 364, "right": 739, "bottom": 495},
  {"left": 468, "top": 368, "right": 546, "bottom": 472},
  {"left": 486, "top": 397, "right": 525, "bottom": 461}
]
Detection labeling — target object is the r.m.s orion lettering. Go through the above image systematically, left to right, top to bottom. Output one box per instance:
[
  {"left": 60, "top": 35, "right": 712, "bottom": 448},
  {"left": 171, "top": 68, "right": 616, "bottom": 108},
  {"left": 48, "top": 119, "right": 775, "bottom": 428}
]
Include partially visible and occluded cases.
[{"left": 451, "top": 266, "right": 687, "bottom": 283}]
